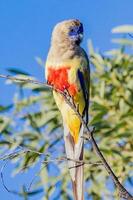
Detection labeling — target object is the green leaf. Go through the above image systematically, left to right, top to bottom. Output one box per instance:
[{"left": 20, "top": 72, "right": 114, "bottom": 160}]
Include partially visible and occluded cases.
[
  {"left": 112, "top": 25, "right": 133, "bottom": 33},
  {"left": 112, "top": 38, "right": 133, "bottom": 46},
  {"left": 88, "top": 39, "right": 95, "bottom": 55},
  {"left": 35, "top": 56, "right": 45, "bottom": 67},
  {"left": 7, "top": 67, "right": 30, "bottom": 75},
  {"left": 91, "top": 102, "right": 108, "bottom": 112},
  {"left": 0, "top": 104, "right": 13, "bottom": 112},
  {"left": 90, "top": 111, "right": 106, "bottom": 125},
  {"left": 0, "top": 116, "right": 11, "bottom": 132},
  {"left": 27, "top": 188, "right": 43, "bottom": 196}
]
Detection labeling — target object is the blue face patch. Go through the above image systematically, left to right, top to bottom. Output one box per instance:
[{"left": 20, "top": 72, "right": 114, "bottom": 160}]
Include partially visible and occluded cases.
[{"left": 69, "top": 24, "right": 83, "bottom": 37}]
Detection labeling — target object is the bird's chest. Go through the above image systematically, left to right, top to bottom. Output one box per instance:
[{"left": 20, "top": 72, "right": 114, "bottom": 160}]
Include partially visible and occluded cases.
[{"left": 47, "top": 66, "right": 77, "bottom": 96}]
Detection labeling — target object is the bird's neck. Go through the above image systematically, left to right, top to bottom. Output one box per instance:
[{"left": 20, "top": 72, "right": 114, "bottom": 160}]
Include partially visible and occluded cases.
[{"left": 48, "top": 40, "right": 81, "bottom": 62}]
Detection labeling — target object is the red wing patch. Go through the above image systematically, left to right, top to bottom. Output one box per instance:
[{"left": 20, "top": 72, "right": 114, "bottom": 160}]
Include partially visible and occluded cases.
[{"left": 47, "top": 67, "right": 77, "bottom": 96}]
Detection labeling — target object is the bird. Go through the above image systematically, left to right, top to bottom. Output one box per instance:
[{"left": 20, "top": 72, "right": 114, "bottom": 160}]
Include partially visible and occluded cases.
[{"left": 45, "top": 19, "right": 90, "bottom": 200}]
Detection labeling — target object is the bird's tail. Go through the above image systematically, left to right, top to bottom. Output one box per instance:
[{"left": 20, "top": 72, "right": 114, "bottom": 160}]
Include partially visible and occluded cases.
[
  {"left": 64, "top": 125, "right": 84, "bottom": 200},
  {"left": 71, "top": 161, "right": 84, "bottom": 200}
]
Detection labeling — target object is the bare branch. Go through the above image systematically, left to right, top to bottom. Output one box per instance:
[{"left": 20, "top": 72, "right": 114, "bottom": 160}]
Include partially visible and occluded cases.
[
  {"left": 0, "top": 74, "right": 52, "bottom": 89},
  {"left": 2, "top": 138, "right": 50, "bottom": 157},
  {"left": 0, "top": 140, "right": 102, "bottom": 166},
  {"left": 0, "top": 147, "right": 102, "bottom": 195},
  {"left": 0, "top": 159, "right": 43, "bottom": 197},
  {"left": 0, "top": 160, "right": 22, "bottom": 195},
  {"left": 27, "top": 163, "right": 48, "bottom": 192}
]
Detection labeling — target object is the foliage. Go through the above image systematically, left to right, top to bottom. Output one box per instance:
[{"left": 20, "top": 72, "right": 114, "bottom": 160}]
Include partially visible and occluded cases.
[{"left": 0, "top": 26, "right": 133, "bottom": 199}]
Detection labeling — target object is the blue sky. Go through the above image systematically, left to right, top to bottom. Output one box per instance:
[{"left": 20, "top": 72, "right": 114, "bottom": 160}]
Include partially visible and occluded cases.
[{"left": 0, "top": 0, "right": 133, "bottom": 199}]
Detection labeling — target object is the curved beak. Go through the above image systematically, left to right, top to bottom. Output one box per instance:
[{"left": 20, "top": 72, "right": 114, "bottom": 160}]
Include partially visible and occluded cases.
[{"left": 75, "top": 32, "right": 83, "bottom": 44}]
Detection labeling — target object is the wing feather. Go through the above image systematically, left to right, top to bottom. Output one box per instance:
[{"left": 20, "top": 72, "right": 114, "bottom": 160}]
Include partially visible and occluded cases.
[{"left": 77, "top": 58, "right": 90, "bottom": 124}]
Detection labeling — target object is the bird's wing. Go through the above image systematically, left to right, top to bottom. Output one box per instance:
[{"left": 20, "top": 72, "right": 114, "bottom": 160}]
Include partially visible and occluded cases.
[
  {"left": 75, "top": 54, "right": 90, "bottom": 159},
  {"left": 78, "top": 54, "right": 90, "bottom": 124}
]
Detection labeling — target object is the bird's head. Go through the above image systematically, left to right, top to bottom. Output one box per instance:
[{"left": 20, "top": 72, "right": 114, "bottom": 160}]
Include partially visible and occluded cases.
[{"left": 52, "top": 19, "right": 84, "bottom": 46}]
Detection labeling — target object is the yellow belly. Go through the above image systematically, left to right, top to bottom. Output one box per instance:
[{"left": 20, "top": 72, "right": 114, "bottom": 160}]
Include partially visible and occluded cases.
[{"left": 53, "top": 90, "right": 85, "bottom": 143}]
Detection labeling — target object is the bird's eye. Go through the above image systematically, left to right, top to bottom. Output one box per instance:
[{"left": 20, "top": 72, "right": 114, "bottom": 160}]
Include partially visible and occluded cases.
[
  {"left": 69, "top": 26, "right": 80, "bottom": 37},
  {"left": 70, "top": 28, "right": 75, "bottom": 33}
]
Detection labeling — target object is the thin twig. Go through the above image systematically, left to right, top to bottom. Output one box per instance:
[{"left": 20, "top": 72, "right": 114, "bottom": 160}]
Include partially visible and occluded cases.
[
  {"left": 0, "top": 74, "right": 133, "bottom": 199},
  {"left": 0, "top": 74, "right": 52, "bottom": 89},
  {"left": 2, "top": 138, "right": 50, "bottom": 157},
  {"left": 1, "top": 139, "right": 102, "bottom": 166},
  {"left": 0, "top": 146, "right": 102, "bottom": 167},
  {"left": 0, "top": 149, "right": 102, "bottom": 194},
  {"left": 0, "top": 150, "right": 26, "bottom": 161},
  {"left": 41, "top": 156, "right": 102, "bottom": 166},
  {"left": 0, "top": 159, "right": 43, "bottom": 197},
  {"left": 0, "top": 160, "right": 21, "bottom": 195},
  {"left": 27, "top": 163, "right": 48, "bottom": 192}
]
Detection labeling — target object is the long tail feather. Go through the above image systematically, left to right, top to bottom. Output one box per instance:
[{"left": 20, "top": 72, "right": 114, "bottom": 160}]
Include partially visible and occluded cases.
[
  {"left": 64, "top": 124, "right": 84, "bottom": 200},
  {"left": 64, "top": 125, "right": 76, "bottom": 180},
  {"left": 72, "top": 164, "right": 84, "bottom": 200}
]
